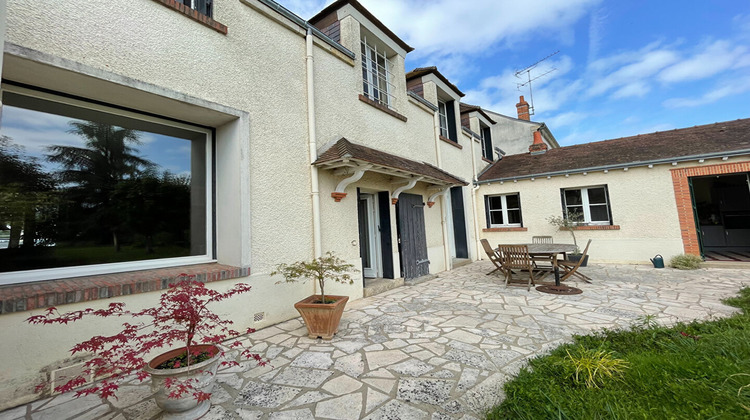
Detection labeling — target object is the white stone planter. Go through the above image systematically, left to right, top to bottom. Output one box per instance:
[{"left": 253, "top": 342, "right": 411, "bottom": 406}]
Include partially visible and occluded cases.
[{"left": 143, "top": 344, "right": 220, "bottom": 420}]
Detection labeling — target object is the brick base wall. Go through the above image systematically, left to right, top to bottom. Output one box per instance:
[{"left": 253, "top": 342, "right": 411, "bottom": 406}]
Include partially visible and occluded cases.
[{"left": 671, "top": 161, "right": 750, "bottom": 255}]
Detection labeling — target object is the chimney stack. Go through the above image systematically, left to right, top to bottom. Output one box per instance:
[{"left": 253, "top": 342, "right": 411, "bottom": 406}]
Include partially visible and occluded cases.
[
  {"left": 516, "top": 96, "right": 530, "bottom": 121},
  {"left": 529, "top": 131, "right": 548, "bottom": 154}
]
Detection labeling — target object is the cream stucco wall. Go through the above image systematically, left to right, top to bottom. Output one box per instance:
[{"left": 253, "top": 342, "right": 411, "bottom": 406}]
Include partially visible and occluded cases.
[
  {"left": 0, "top": 0, "right": 482, "bottom": 409},
  {"left": 484, "top": 110, "right": 555, "bottom": 156},
  {"left": 477, "top": 158, "right": 750, "bottom": 264}
]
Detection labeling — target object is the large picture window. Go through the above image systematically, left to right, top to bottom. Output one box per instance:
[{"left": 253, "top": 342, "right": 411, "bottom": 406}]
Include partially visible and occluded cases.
[
  {"left": 0, "top": 86, "right": 213, "bottom": 283},
  {"left": 562, "top": 186, "right": 611, "bottom": 225},
  {"left": 485, "top": 193, "right": 522, "bottom": 227}
]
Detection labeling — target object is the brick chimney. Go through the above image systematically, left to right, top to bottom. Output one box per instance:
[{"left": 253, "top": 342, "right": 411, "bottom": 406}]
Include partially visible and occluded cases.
[
  {"left": 516, "top": 96, "right": 530, "bottom": 121},
  {"left": 529, "top": 131, "right": 548, "bottom": 154}
]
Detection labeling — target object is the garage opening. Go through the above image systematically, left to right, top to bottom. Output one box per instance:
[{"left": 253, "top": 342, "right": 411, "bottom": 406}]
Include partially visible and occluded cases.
[{"left": 691, "top": 173, "right": 750, "bottom": 261}]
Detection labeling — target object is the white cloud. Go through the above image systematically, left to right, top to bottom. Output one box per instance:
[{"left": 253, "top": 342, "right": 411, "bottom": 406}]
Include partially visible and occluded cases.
[
  {"left": 279, "top": 0, "right": 330, "bottom": 19},
  {"left": 285, "top": 0, "right": 601, "bottom": 59},
  {"left": 587, "top": 8, "right": 607, "bottom": 63},
  {"left": 658, "top": 40, "right": 750, "bottom": 83},
  {"left": 586, "top": 48, "right": 679, "bottom": 97},
  {"left": 464, "top": 55, "right": 578, "bottom": 116},
  {"left": 662, "top": 77, "right": 750, "bottom": 108},
  {"left": 611, "top": 81, "right": 650, "bottom": 99},
  {"left": 546, "top": 112, "right": 587, "bottom": 128}
]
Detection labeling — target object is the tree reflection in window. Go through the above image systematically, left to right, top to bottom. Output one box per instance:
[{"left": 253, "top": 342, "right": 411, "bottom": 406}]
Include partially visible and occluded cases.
[{"left": 0, "top": 91, "right": 207, "bottom": 274}]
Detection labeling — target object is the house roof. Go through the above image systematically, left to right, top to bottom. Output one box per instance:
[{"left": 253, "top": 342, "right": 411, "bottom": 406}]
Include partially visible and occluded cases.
[
  {"left": 309, "top": 0, "right": 414, "bottom": 53},
  {"left": 405, "top": 67, "right": 465, "bottom": 97},
  {"left": 459, "top": 103, "right": 496, "bottom": 125},
  {"left": 478, "top": 118, "right": 750, "bottom": 182},
  {"left": 314, "top": 138, "right": 467, "bottom": 186}
]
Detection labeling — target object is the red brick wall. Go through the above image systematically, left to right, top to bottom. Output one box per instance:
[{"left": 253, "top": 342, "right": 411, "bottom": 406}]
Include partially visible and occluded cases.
[{"left": 671, "top": 160, "right": 750, "bottom": 255}]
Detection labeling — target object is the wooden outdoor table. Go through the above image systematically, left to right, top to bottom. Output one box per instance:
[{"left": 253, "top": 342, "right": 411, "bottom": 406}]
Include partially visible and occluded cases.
[{"left": 524, "top": 243, "right": 577, "bottom": 286}]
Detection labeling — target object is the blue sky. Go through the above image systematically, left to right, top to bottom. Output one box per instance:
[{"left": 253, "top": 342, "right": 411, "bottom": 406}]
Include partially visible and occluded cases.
[
  {"left": 283, "top": 0, "right": 750, "bottom": 146},
  {"left": 0, "top": 105, "right": 192, "bottom": 176}
]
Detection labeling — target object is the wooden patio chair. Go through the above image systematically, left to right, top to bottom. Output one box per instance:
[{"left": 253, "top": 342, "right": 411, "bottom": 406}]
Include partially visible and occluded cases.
[
  {"left": 530, "top": 236, "right": 555, "bottom": 269},
  {"left": 532, "top": 236, "right": 553, "bottom": 244},
  {"left": 480, "top": 239, "right": 504, "bottom": 276},
  {"left": 558, "top": 239, "right": 593, "bottom": 283},
  {"left": 497, "top": 244, "right": 542, "bottom": 291}
]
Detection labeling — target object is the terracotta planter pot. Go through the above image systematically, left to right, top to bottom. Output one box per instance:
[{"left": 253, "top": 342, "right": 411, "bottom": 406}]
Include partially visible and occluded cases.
[
  {"left": 294, "top": 295, "right": 349, "bottom": 340},
  {"left": 143, "top": 344, "right": 220, "bottom": 420}
]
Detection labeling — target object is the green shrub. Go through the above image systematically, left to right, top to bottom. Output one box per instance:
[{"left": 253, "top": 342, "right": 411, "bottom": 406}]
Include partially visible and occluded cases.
[
  {"left": 670, "top": 253, "right": 703, "bottom": 270},
  {"left": 562, "top": 345, "right": 629, "bottom": 388}
]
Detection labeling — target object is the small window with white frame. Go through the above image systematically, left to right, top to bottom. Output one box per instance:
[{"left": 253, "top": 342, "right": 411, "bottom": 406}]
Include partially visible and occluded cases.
[
  {"left": 361, "top": 35, "right": 396, "bottom": 109},
  {"left": 0, "top": 85, "right": 214, "bottom": 284},
  {"left": 438, "top": 100, "right": 449, "bottom": 138},
  {"left": 562, "top": 185, "right": 611, "bottom": 225},
  {"left": 485, "top": 193, "right": 522, "bottom": 227}
]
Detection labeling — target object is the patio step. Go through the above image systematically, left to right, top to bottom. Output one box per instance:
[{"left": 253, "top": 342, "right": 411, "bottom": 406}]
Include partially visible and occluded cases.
[
  {"left": 452, "top": 258, "right": 472, "bottom": 269},
  {"left": 363, "top": 278, "right": 404, "bottom": 297}
]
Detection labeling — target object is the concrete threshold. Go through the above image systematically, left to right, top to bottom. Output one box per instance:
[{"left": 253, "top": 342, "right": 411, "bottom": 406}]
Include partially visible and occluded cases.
[{"left": 363, "top": 277, "right": 404, "bottom": 297}]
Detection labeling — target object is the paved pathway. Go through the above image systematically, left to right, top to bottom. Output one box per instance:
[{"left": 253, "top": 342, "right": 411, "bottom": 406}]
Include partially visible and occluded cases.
[{"left": 2, "top": 262, "right": 749, "bottom": 420}]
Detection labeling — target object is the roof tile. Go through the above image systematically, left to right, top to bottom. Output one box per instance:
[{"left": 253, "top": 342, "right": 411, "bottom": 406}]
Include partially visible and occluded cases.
[
  {"left": 478, "top": 118, "right": 750, "bottom": 181},
  {"left": 315, "top": 138, "right": 467, "bottom": 186}
]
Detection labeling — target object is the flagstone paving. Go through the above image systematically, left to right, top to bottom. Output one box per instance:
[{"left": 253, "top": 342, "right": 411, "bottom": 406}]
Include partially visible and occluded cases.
[{"left": 3, "top": 262, "right": 749, "bottom": 420}]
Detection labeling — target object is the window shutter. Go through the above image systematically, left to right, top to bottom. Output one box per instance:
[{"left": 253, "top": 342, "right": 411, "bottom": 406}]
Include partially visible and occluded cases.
[
  {"left": 446, "top": 100, "right": 458, "bottom": 142},
  {"left": 481, "top": 127, "right": 492, "bottom": 160},
  {"left": 604, "top": 185, "right": 614, "bottom": 225},
  {"left": 559, "top": 188, "right": 567, "bottom": 216},
  {"left": 378, "top": 191, "right": 394, "bottom": 279},
  {"left": 517, "top": 193, "right": 524, "bottom": 227},
  {"left": 484, "top": 195, "right": 491, "bottom": 228}
]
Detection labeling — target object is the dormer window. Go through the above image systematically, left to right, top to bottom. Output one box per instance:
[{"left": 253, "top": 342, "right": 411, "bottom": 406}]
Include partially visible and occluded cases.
[
  {"left": 177, "top": 0, "right": 213, "bottom": 18},
  {"left": 361, "top": 35, "right": 395, "bottom": 109}
]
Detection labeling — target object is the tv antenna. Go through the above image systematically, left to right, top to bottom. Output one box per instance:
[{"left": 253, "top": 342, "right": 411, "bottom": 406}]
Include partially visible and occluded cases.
[{"left": 514, "top": 50, "right": 559, "bottom": 116}]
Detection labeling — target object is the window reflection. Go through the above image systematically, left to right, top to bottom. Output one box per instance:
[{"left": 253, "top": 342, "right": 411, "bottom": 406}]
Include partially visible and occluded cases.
[{"left": 0, "top": 91, "right": 207, "bottom": 273}]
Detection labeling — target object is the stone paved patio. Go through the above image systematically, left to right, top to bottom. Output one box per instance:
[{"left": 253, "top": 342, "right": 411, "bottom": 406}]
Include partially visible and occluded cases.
[{"left": 2, "top": 262, "right": 749, "bottom": 420}]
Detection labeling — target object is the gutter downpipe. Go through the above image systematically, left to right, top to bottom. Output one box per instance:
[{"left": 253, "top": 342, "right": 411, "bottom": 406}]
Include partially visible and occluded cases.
[
  {"left": 306, "top": 28, "right": 322, "bottom": 266},
  {"left": 433, "top": 111, "right": 452, "bottom": 272},
  {"left": 469, "top": 133, "right": 482, "bottom": 262}
]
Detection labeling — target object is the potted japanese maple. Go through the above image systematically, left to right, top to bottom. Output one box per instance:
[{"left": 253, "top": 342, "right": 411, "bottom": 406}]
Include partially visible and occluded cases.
[
  {"left": 547, "top": 210, "right": 589, "bottom": 266},
  {"left": 272, "top": 252, "right": 355, "bottom": 340},
  {"left": 27, "top": 274, "right": 265, "bottom": 419}
]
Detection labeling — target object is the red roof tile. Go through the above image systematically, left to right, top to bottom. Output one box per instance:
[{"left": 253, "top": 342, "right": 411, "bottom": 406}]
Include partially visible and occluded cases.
[
  {"left": 406, "top": 67, "right": 465, "bottom": 97},
  {"left": 459, "top": 103, "right": 496, "bottom": 124},
  {"left": 478, "top": 118, "right": 750, "bottom": 182},
  {"left": 315, "top": 138, "right": 467, "bottom": 186}
]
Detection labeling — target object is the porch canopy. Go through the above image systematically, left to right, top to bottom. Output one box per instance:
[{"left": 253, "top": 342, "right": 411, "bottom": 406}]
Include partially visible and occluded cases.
[{"left": 314, "top": 138, "right": 467, "bottom": 203}]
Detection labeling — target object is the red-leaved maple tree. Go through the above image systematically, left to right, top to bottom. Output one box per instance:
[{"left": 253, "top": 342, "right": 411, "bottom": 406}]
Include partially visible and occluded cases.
[{"left": 27, "top": 274, "right": 265, "bottom": 402}]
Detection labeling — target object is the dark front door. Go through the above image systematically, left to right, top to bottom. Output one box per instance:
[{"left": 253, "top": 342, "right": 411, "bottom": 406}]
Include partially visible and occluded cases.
[
  {"left": 450, "top": 186, "right": 469, "bottom": 258},
  {"left": 396, "top": 193, "right": 430, "bottom": 279}
]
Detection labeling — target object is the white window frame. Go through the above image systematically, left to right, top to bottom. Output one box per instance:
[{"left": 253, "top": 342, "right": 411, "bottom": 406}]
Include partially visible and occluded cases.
[
  {"left": 361, "top": 36, "right": 396, "bottom": 109},
  {"left": 0, "top": 85, "right": 215, "bottom": 285},
  {"left": 438, "top": 100, "right": 449, "bottom": 138},
  {"left": 562, "top": 186, "right": 611, "bottom": 225},
  {"left": 486, "top": 193, "right": 522, "bottom": 228}
]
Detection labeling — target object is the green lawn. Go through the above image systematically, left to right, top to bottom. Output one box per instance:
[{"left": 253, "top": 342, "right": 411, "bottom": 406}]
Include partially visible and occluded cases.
[{"left": 488, "top": 287, "right": 750, "bottom": 420}]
